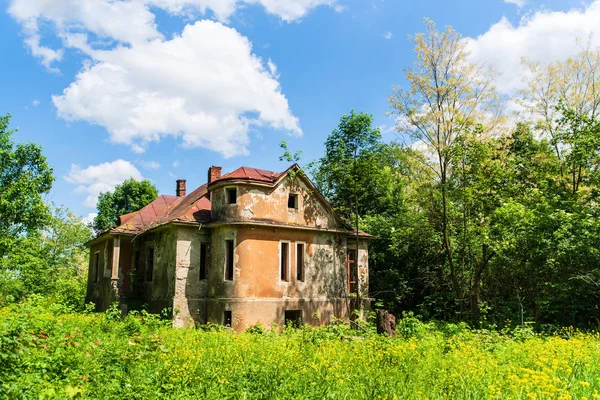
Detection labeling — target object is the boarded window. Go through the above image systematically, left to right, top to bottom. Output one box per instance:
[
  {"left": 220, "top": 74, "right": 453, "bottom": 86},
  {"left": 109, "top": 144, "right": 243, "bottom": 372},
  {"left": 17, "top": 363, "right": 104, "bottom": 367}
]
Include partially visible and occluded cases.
[
  {"left": 226, "top": 188, "right": 237, "bottom": 204},
  {"left": 288, "top": 194, "right": 298, "bottom": 209},
  {"left": 225, "top": 240, "right": 234, "bottom": 280},
  {"left": 280, "top": 242, "right": 289, "bottom": 281},
  {"left": 199, "top": 243, "right": 208, "bottom": 281},
  {"left": 296, "top": 243, "right": 304, "bottom": 281},
  {"left": 146, "top": 247, "right": 154, "bottom": 282},
  {"left": 347, "top": 249, "right": 357, "bottom": 293},
  {"left": 93, "top": 252, "right": 100, "bottom": 283},
  {"left": 223, "top": 310, "right": 232, "bottom": 327},
  {"left": 284, "top": 310, "right": 303, "bottom": 327}
]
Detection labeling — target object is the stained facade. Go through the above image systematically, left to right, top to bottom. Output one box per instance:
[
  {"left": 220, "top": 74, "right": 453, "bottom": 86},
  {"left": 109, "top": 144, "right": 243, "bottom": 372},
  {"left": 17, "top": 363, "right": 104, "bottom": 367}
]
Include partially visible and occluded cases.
[{"left": 85, "top": 164, "right": 371, "bottom": 330}]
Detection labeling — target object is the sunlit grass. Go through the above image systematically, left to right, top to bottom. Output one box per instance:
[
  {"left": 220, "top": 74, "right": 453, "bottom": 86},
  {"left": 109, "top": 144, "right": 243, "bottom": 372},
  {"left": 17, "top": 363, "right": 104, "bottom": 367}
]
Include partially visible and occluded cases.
[{"left": 2, "top": 300, "right": 600, "bottom": 399}]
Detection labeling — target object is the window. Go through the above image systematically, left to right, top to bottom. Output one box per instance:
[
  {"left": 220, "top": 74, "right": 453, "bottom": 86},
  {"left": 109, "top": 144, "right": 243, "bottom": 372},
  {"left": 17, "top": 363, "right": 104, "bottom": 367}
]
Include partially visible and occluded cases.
[
  {"left": 226, "top": 187, "right": 237, "bottom": 204},
  {"left": 288, "top": 193, "right": 298, "bottom": 209},
  {"left": 225, "top": 240, "right": 234, "bottom": 280},
  {"left": 280, "top": 241, "right": 289, "bottom": 281},
  {"left": 199, "top": 243, "right": 208, "bottom": 281},
  {"left": 296, "top": 243, "right": 305, "bottom": 281},
  {"left": 146, "top": 247, "right": 154, "bottom": 282},
  {"left": 347, "top": 249, "right": 357, "bottom": 293},
  {"left": 93, "top": 252, "right": 100, "bottom": 283},
  {"left": 223, "top": 310, "right": 232, "bottom": 327},
  {"left": 284, "top": 310, "right": 303, "bottom": 327}
]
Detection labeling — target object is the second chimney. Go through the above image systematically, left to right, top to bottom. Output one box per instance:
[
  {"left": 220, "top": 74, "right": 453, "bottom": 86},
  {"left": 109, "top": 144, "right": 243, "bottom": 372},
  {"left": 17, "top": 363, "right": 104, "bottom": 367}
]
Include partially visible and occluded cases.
[
  {"left": 208, "top": 166, "right": 222, "bottom": 184},
  {"left": 176, "top": 179, "right": 186, "bottom": 197}
]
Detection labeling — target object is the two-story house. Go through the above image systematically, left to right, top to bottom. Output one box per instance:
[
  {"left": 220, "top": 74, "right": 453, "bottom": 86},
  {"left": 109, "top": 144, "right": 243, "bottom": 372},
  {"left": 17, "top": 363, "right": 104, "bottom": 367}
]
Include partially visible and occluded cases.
[{"left": 85, "top": 164, "right": 371, "bottom": 330}]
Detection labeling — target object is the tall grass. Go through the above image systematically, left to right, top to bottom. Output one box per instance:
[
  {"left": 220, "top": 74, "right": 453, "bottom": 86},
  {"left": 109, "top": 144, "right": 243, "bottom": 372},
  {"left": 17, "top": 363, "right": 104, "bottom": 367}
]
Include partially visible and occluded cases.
[{"left": 2, "top": 298, "right": 600, "bottom": 399}]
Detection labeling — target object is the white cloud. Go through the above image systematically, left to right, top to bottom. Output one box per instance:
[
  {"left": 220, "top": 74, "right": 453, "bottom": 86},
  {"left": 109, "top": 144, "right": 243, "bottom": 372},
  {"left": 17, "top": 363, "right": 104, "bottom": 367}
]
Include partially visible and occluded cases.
[
  {"left": 9, "top": 0, "right": 308, "bottom": 158},
  {"left": 504, "top": 0, "right": 525, "bottom": 8},
  {"left": 464, "top": 1, "right": 600, "bottom": 94},
  {"left": 52, "top": 21, "right": 300, "bottom": 157},
  {"left": 383, "top": 31, "right": 393, "bottom": 40},
  {"left": 32, "top": 99, "right": 40, "bottom": 106},
  {"left": 65, "top": 159, "right": 143, "bottom": 207},
  {"left": 138, "top": 160, "right": 161, "bottom": 170},
  {"left": 172, "top": 161, "right": 180, "bottom": 168},
  {"left": 81, "top": 213, "right": 97, "bottom": 224}
]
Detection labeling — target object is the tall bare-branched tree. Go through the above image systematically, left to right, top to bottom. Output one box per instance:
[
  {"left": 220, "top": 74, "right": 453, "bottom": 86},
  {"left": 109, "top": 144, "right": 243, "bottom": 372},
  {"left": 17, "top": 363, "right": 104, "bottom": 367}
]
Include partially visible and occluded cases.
[{"left": 389, "top": 19, "right": 502, "bottom": 307}]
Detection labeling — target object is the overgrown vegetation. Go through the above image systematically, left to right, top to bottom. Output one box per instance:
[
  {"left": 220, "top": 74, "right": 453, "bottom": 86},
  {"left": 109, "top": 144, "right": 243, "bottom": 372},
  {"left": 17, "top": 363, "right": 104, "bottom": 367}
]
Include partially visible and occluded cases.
[
  {"left": 309, "top": 21, "right": 600, "bottom": 328},
  {"left": 2, "top": 298, "right": 600, "bottom": 399}
]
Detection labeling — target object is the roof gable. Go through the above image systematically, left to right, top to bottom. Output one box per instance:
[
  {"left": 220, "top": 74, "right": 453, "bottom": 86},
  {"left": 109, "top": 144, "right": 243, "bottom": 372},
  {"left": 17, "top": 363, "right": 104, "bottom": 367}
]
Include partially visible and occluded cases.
[{"left": 102, "top": 163, "right": 371, "bottom": 238}]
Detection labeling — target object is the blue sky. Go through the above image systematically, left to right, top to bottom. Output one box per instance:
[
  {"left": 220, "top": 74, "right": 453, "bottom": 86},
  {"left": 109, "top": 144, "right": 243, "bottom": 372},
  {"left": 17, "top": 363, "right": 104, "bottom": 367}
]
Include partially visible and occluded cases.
[{"left": 0, "top": 0, "right": 596, "bottom": 220}]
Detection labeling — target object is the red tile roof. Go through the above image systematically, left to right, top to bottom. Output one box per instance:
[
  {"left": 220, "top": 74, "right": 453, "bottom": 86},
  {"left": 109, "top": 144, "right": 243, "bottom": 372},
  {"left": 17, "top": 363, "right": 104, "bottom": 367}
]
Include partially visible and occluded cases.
[
  {"left": 104, "top": 164, "right": 371, "bottom": 238},
  {"left": 212, "top": 166, "right": 282, "bottom": 185}
]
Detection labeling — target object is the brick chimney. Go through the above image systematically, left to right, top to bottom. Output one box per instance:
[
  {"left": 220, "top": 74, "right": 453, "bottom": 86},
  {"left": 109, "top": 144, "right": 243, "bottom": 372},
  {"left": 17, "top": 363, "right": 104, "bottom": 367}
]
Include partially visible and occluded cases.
[
  {"left": 207, "top": 166, "right": 222, "bottom": 184},
  {"left": 176, "top": 179, "right": 186, "bottom": 197}
]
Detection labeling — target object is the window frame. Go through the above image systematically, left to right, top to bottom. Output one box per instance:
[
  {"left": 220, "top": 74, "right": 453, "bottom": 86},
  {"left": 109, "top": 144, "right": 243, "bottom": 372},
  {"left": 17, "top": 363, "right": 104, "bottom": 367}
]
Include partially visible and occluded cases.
[
  {"left": 226, "top": 187, "right": 237, "bottom": 205},
  {"left": 287, "top": 193, "right": 298, "bottom": 210},
  {"left": 225, "top": 239, "right": 235, "bottom": 281},
  {"left": 279, "top": 240, "right": 291, "bottom": 282},
  {"left": 199, "top": 242, "right": 208, "bottom": 281},
  {"left": 295, "top": 242, "right": 306, "bottom": 282},
  {"left": 146, "top": 246, "right": 155, "bottom": 282},
  {"left": 93, "top": 251, "right": 100, "bottom": 283},
  {"left": 223, "top": 310, "right": 232, "bottom": 327}
]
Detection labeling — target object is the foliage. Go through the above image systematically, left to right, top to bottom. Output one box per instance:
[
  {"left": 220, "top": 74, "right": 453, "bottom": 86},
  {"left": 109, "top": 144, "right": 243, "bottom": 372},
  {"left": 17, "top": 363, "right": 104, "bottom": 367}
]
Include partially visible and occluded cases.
[
  {"left": 0, "top": 114, "right": 54, "bottom": 256},
  {"left": 93, "top": 178, "right": 158, "bottom": 232},
  {"left": 0, "top": 208, "right": 93, "bottom": 308},
  {"left": 3, "top": 304, "right": 600, "bottom": 399}
]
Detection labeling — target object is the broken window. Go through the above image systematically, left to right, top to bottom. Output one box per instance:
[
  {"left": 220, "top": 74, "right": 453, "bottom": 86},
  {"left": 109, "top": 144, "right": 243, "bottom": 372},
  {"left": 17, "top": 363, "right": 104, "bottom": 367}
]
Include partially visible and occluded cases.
[
  {"left": 226, "top": 187, "right": 237, "bottom": 204},
  {"left": 288, "top": 193, "right": 298, "bottom": 209},
  {"left": 225, "top": 240, "right": 234, "bottom": 280},
  {"left": 280, "top": 241, "right": 289, "bottom": 281},
  {"left": 199, "top": 243, "right": 208, "bottom": 280},
  {"left": 296, "top": 243, "right": 304, "bottom": 281},
  {"left": 146, "top": 247, "right": 154, "bottom": 282},
  {"left": 347, "top": 249, "right": 357, "bottom": 293},
  {"left": 93, "top": 252, "right": 100, "bottom": 283},
  {"left": 223, "top": 310, "right": 232, "bottom": 327},
  {"left": 284, "top": 310, "right": 303, "bottom": 327}
]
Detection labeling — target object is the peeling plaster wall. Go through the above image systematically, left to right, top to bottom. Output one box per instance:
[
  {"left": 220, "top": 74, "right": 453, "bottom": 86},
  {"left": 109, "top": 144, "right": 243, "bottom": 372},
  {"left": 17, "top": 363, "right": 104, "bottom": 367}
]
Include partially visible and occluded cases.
[
  {"left": 211, "top": 176, "right": 338, "bottom": 229},
  {"left": 173, "top": 224, "right": 369, "bottom": 331},
  {"left": 172, "top": 226, "right": 210, "bottom": 327},
  {"left": 130, "top": 228, "right": 178, "bottom": 313},
  {"left": 86, "top": 239, "right": 114, "bottom": 311}
]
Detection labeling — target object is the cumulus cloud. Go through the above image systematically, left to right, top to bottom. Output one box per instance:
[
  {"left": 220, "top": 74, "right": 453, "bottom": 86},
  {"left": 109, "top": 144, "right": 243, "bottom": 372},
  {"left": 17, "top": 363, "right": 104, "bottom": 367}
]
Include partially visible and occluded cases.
[
  {"left": 8, "top": 0, "right": 317, "bottom": 157},
  {"left": 504, "top": 0, "right": 525, "bottom": 8},
  {"left": 464, "top": 1, "right": 600, "bottom": 94},
  {"left": 52, "top": 21, "right": 300, "bottom": 156},
  {"left": 383, "top": 32, "right": 393, "bottom": 39},
  {"left": 65, "top": 159, "right": 143, "bottom": 207},
  {"left": 137, "top": 160, "right": 161, "bottom": 170},
  {"left": 81, "top": 213, "right": 97, "bottom": 224}
]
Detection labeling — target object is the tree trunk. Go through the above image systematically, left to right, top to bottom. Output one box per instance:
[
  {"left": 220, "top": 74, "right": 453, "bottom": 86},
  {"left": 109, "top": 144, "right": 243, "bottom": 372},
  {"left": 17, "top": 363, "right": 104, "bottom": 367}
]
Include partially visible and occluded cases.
[
  {"left": 441, "top": 161, "right": 461, "bottom": 302},
  {"left": 469, "top": 244, "right": 494, "bottom": 326}
]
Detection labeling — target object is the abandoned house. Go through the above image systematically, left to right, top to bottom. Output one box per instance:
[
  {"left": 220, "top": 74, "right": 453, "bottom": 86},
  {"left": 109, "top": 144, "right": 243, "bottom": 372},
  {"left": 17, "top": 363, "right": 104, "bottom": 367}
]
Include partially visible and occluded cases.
[{"left": 85, "top": 164, "right": 371, "bottom": 330}]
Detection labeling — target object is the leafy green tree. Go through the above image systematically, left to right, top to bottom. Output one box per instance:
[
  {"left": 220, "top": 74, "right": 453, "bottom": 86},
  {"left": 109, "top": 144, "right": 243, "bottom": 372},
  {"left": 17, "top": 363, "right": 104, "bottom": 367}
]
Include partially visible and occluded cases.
[
  {"left": 389, "top": 20, "right": 501, "bottom": 304},
  {"left": 311, "top": 110, "right": 395, "bottom": 219},
  {"left": 0, "top": 114, "right": 54, "bottom": 255},
  {"left": 93, "top": 178, "right": 158, "bottom": 232},
  {"left": 0, "top": 207, "right": 92, "bottom": 308}
]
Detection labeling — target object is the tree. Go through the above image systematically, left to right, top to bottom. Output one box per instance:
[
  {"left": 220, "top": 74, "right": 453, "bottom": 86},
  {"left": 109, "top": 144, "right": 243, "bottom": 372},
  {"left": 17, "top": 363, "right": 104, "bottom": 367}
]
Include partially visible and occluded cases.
[
  {"left": 389, "top": 19, "right": 501, "bottom": 308},
  {"left": 520, "top": 45, "right": 600, "bottom": 163},
  {"left": 311, "top": 110, "right": 396, "bottom": 219},
  {"left": 0, "top": 114, "right": 54, "bottom": 256},
  {"left": 93, "top": 178, "right": 158, "bottom": 232},
  {"left": 0, "top": 207, "right": 92, "bottom": 308}
]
